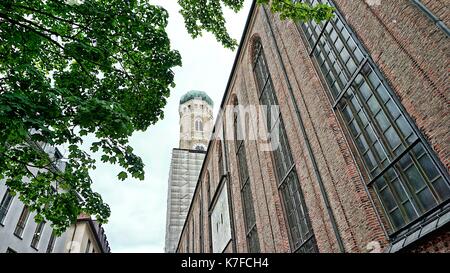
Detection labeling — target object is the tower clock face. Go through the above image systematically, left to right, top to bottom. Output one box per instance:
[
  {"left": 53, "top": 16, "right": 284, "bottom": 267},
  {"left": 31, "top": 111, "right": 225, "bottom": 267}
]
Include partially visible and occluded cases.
[{"left": 193, "top": 144, "right": 206, "bottom": 151}]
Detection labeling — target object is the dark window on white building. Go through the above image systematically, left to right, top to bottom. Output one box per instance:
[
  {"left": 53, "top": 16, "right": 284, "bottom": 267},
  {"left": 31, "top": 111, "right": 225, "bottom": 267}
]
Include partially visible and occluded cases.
[
  {"left": 0, "top": 189, "right": 14, "bottom": 224},
  {"left": 14, "top": 206, "right": 30, "bottom": 238},
  {"left": 31, "top": 221, "right": 46, "bottom": 249},
  {"left": 46, "top": 231, "right": 57, "bottom": 253}
]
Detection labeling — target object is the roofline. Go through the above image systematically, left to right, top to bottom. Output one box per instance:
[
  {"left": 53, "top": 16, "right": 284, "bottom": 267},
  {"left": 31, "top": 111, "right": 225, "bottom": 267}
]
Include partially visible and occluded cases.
[
  {"left": 175, "top": 0, "right": 257, "bottom": 252},
  {"left": 180, "top": 90, "right": 214, "bottom": 106},
  {"left": 77, "top": 218, "right": 110, "bottom": 253}
]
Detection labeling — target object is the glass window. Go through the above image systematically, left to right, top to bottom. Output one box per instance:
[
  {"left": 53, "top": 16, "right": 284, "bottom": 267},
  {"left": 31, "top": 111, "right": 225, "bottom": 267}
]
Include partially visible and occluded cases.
[
  {"left": 300, "top": 0, "right": 450, "bottom": 234},
  {"left": 253, "top": 39, "right": 317, "bottom": 252},
  {"left": 234, "top": 98, "right": 260, "bottom": 253},
  {"left": 195, "top": 119, "right": 203, "bottom": 131},
  {"left": 217, "top": 142, "right": 224, "bottom": 178},
  {"left": 206, "top": 171, "right": 211, "bottom": 206},
  {"left": 0, "top": 189, "right": 14, "bottom": 224},
  {"left": 14, "top": 206, "right": 30, "bottom": 238},
  {"left": 31, "top": 221, "right": 46, "bottom": 249},
  {"left": 46, "top": 231, "right": 57, "bottom": 253}
]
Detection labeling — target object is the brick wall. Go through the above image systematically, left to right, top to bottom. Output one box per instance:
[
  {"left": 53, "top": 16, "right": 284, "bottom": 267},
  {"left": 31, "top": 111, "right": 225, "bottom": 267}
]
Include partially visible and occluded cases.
[
  {"left": 333, "top": 0, "right": 449, "bottom": 171},
  {"left": 176, "top": 1, "right": 449, "bottom": 253}
]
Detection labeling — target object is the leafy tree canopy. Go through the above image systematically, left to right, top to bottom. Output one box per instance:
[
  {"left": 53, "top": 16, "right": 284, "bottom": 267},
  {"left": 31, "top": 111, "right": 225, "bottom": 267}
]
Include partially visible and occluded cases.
[{"left": 0, "top": 0, "right": 333, "bottom": 234}]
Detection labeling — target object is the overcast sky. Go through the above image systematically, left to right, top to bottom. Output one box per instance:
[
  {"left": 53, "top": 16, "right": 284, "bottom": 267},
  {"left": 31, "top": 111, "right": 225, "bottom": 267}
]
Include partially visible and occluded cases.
[{"left": 85, "top": 1, "right": 252, "bottom": 253}]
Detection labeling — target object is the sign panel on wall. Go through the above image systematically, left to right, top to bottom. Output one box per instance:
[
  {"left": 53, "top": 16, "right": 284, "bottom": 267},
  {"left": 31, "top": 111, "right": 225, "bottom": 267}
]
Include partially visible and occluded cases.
[{"left": 211, "top": 181, "right": 232, "bottom": 253}]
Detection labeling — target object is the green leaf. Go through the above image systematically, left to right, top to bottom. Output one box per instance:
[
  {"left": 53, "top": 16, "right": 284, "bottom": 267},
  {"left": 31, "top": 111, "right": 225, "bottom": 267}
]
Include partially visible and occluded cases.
[{"left": 118, "top": 171, "right": 128, "bottom": 181}]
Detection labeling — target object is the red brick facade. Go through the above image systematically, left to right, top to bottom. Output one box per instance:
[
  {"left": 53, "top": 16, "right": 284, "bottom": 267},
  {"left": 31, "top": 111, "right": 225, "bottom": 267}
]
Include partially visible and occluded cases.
[{"left": 176, "top": 1, "right": 449, "bottom": 253}]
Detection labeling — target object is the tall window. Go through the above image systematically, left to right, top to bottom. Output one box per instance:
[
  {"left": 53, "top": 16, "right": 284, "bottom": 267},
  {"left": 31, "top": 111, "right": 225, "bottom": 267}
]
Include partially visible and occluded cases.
[
  {"left": 300, "top": 0, "right": 450, "bottom": 234},
  {"left": 253, "top": 39, "right": 317, "bottom": 253},
  {"left": 233, "top": 97, "right": 260, "bottom": 252},
  {"left": 195, "top": 119, "right": 203, "bottom": 131},
  {"left": 217, "top": 142, "right": 224, "bottom": 178},
  {"left": 206, "top": 171, "right": 211, "bottom": 206},
  {"left": 0, "top": 189, "right": 14, "bottom": 224},
  {"left": 14, "top": 206, "right": 30, "bottom": 237},
  {"left": 31, "top": 221, "right": 46, "bottom": 249},
  {"left": 46, "top": 231, "right": 57, "bottom": 253}
]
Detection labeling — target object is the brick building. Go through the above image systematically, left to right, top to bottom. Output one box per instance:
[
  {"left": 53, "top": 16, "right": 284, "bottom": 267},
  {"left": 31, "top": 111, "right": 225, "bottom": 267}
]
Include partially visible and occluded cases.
[{"left": 176, "top": 0, "right": 449, "bottom": 253}]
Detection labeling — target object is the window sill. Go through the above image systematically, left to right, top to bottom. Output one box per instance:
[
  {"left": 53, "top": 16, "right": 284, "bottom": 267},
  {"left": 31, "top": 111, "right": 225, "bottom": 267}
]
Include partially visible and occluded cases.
[
  {"left": 385, "top": 201, "right": 450, "bottom": 253},
  {"left": 13, "top": 234, "right": 23, "bottom": 240}
]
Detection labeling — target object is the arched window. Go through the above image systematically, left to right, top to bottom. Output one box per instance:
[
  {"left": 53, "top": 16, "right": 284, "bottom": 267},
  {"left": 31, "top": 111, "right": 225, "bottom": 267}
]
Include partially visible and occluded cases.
[
  {"left": 253, "top": 38, "right": 317, "bottom": 253},
  {"left": 233, "top": 96, "right": 260, "bottom": 252},
  {"left": 195, "top": 119, "right": 203, "bottom": 132}
]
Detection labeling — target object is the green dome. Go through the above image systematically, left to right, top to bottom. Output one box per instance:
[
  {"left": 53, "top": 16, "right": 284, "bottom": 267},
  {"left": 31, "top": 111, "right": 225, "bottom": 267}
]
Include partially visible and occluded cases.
[{"left": 180, "top": 90, "right": 213, "bottom": 106}]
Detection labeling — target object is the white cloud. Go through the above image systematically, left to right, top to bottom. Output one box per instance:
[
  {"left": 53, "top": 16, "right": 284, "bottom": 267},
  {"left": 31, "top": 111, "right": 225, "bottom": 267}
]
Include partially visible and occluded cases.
[{"left": 88, "top": 1, "right": 252, "bottom": 253}]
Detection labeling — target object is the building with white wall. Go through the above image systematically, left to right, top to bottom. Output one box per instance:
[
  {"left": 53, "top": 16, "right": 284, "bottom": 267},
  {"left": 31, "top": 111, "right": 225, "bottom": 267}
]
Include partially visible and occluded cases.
[{"left": 0, "top": 146, "right": 110, "bottom": 253}]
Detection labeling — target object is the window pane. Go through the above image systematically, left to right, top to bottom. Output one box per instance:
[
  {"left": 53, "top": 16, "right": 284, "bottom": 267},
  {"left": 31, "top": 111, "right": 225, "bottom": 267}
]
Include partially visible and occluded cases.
[
  {"left": 347, "top": 59, "right": 357, "bottom": 75},
  {"left": 359, "top": 82, "right": 371, "bottom": 101},
  {"left": 376, "top": 84, "right": 390, "bottom": 103},
  {"left": 386, "top": 99, "right": 400, "bottom": 119},
  {"left": 375, "top": 112, "right": 390, "bottom": 132},
  {"left": 396, "top": 117, "right": 413, "bottom": 139},
  {"left": 384, "top": 127, "right": 401, "bottom": 150},
  {"left": 355, "top": 135, "right": 369, "bottom": 152},
  {"left": 363, "top": 151, "right": 377, "bottom": 171},
  {"left": 405, "top": 165, "right": 427, "bottom": 192},
  {"left": 432, "top": 177, "right": 450, "bottom": 201},
  {"left": 392, "top": 178, "right": 408, "bottom": 202},
  {"left": 379, "top": 187, "right": 397, "bottom": 212},
  {"left": 417, "top": 187, "right": 436, "bottom": 211},
  {"left": 390, "top": 208, "right": 405, "bottom": 230}
]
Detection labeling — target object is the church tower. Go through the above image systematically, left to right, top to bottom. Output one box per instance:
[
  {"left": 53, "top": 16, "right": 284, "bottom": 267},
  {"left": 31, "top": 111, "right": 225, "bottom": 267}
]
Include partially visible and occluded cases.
[
  {"left": 164, "top": 90, "right": 213, "bottom": 253},
  {"left": 178, "top": 90, "right": 214, "bottom": 151}
]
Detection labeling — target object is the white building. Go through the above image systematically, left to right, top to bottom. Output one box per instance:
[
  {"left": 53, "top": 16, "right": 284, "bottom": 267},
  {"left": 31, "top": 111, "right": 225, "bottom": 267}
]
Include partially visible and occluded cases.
[
  {"left": 164, "top": 90, "right": 214, "bottom": 253},
  {"left": 0, "top": 146, "right": 110, "bottom": 253}
]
